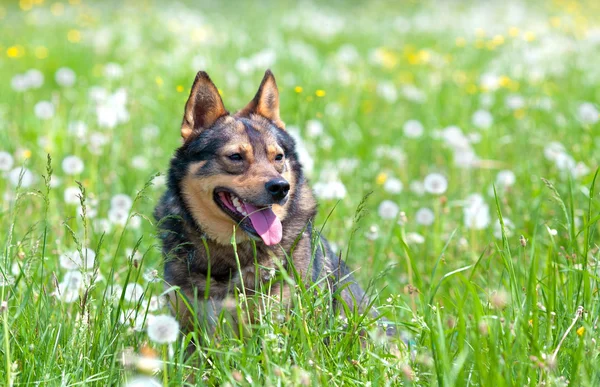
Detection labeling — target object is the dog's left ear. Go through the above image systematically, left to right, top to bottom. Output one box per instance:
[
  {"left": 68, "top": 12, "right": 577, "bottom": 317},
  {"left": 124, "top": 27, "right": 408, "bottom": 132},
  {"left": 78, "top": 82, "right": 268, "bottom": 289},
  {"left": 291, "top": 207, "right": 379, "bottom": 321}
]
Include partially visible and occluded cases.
[{"left": 237, "top": 69, "right": 285, "bottom": 129}]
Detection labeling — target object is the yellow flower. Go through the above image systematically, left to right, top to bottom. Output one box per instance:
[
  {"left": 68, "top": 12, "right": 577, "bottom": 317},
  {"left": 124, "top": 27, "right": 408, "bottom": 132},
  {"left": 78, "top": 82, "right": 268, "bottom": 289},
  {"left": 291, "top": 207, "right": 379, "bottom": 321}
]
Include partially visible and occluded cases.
[
  {"left": 19, "top": 0, "right": 33, "bottom": 11},
  {"left": 550, "top": 17, "right": 561, "bottom": 28},
  {"left": 508, "top": 27, "right": 520, "bottom": 37},
  {"left": 475, "top": 28, "right": 486, "bottom": 38},
  {"left": 67, "top": 29, "right": 81, "bottom": 43},
  {"left": 523, "top": 31, "right": 536, "bottom": 42},
  {"left": 492, "top": 35, "right": 505, "bottom": 45},
  {"left": 455, "top": 37, "right": 466, "bottom": 47},
  {"left": 7, "top": 46, "right": 23, "bottom": 58},
  {"left": 155, "top": 76, "right": 163, "bottom": 87},
  {"left": 498, "top": 76, "right": 511, "bottom": 88},
  {"left": 466, "top": 84, "right": 478, "bottom": 94},
  {"left": 176, "top": 85, "right": 184, "bottom": 93},
  {"left": 294, "top": 86, "right": 303, "bottom": 93},
  {"left": 315, "top": 90, "right": 326, "bottom": 97},
  {"left": 22, "top": 150, "right": 32, "bottom": 159},
  {"left": 376, "top": 172, "right": 388, "bottom": 185},
  {"left": 576, "top": 326, "right": 585, "bottom": 336}
]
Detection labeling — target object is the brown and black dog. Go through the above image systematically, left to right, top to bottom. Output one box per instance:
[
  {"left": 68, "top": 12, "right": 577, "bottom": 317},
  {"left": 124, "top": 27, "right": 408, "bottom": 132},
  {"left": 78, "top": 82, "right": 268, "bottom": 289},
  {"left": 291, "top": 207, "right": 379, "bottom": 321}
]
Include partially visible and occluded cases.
[{"left": 154, "top": 70, "right": 383, "bottom": 336}]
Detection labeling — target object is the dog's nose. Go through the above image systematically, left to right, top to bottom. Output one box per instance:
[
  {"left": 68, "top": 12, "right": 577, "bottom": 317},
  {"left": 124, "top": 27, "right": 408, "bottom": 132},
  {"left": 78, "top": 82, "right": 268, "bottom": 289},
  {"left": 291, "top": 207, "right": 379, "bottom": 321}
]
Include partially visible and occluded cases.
[{"left": 265, "top": 178, "right": 290, "bottom": 201}]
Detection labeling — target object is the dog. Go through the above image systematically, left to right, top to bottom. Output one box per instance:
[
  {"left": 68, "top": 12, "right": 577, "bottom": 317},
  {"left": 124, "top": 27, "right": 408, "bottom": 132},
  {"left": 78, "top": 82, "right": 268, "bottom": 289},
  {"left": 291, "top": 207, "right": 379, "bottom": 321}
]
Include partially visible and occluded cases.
[{"left": 154, "top": 69, "right": 383, "bottom": 336}]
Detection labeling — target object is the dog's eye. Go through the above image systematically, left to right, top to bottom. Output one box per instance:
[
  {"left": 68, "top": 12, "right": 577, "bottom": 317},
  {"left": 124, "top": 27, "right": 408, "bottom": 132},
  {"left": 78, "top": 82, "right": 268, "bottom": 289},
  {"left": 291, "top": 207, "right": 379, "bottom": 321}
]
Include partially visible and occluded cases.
[
  {"left": 228, "top": 153, "right": 243, "bottom": 161},
  {"left": 275, "top": 154, "right": 284, "bottom": 161}
]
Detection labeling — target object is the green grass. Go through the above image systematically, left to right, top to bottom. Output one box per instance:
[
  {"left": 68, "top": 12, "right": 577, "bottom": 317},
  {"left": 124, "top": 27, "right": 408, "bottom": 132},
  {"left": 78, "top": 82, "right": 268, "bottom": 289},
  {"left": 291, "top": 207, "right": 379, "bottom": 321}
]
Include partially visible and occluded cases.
[{"left": 1, "top": 0, "right": 600, "bottom": 385}]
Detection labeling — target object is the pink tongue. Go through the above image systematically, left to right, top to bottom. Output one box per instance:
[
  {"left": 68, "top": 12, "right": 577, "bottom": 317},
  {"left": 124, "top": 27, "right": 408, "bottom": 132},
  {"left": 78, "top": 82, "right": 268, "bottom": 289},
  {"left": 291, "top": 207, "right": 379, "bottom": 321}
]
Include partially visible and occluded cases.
[{"left": 243, "top": 202, "right": 283, "bottom": 245}]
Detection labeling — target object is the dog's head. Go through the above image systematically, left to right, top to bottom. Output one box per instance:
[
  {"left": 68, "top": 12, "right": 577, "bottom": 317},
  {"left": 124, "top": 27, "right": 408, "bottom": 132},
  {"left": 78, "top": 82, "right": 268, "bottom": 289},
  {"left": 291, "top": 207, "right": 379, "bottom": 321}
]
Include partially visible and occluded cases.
[{"left": 170, "top": 70, "right": 301, "bottom": 246}]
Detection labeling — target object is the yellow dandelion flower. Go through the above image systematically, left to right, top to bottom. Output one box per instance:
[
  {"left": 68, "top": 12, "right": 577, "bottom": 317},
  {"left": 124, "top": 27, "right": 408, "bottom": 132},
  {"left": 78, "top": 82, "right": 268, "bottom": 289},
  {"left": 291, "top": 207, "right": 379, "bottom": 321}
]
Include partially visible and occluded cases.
[
  {"left": 19, "top": 0, "right": 33, "bottom": 11},
  {"left": 33, "top": 0, "right": 44, "bottom": 5},
  {"left": 550, "top": 17, "right": 561, "bottom": 28},
  {"left": 508, "top": 27, "right": 520, "bottom": 37},
  {"left": 475, "top": 28, "right": 486, "bottom": 38},
  {"left": 67, "top": 29, "right": 81, "bottom": 43},
  {"left": 523, "top": 31, "right": 536, "bottom": 42},
  {"left": 492, "top": 35, "right": 505, "bottom": 45},
  {"left": 455, "top": 37, "right": 466, "bottom": 47},
  {"left": 485, "top": 41, "right": 496, "bottom": 51},
  {"left": 7, "top": 46, "right": 22, "bottom": 58},
  {"left": 34, "top": 46, "right": 48, "bottom": 59},
  {"left": 417, "top": 50, "right": 430, "bottom": 63},
  {"left": 407, "top": 53, "right": 420, "bottom": 65},
  {"left": 155, "top": 76, "right": 163, "bottom": 87},
  {"left": 498, "top": 76, "right": 511, "bottom": 88},
  {"left": 466, "top": 84, "right": 478, "bottom": 94},
  {"left": 176, "top": 85, "right": 184, "bottom": 93},
  {"left": 294, "top": 86, "right": 303, "bottom": 93},
  {"left": 315, "top": 90, "right": 326, "bottom": 97},
  {"left": 22, "top": 150, "right": 32, "bottom": 159},
  {"left": 376, "top": 172, "right": 388, "bottom": 185},
  {"left": 528, "top": 319, "right": 533, "bottom": 326},
  {"left": 576, "top": 326, "right": 585, "bottom": 336}
]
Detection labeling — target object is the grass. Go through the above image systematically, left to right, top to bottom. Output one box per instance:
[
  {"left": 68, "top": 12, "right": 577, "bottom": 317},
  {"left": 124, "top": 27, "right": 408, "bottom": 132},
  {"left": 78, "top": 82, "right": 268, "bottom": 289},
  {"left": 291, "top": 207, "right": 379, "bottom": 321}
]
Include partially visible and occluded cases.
[{"left": 1, "top": 0, "right": 600, "bottom": 385}]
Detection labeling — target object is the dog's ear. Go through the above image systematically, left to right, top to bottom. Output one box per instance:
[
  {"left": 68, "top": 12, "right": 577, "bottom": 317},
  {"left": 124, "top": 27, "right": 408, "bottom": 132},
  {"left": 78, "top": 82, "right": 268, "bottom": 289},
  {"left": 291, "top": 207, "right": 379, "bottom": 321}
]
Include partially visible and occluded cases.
[
  {"left": 237, "top": 69, "right": 285, "bottom": 129},
  {"left": 181, "top": 71, "right": 229, "bottom": 140}
]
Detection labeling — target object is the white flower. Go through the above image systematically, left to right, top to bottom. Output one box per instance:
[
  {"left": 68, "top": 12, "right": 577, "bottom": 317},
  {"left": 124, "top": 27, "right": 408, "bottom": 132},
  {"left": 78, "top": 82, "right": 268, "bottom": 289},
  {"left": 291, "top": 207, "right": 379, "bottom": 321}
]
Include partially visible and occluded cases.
[
  {"left": 336, "top": 44, "right": 359, "bottom": 63},
  {"left": 104, "top": 62, "right": 124, "bottom": 79},
  {"left": 55, "top": 67, "right": 76, "bottom": 87},
  {"left": 25, "top": 69, "right": 44, "bottom": 88},
  {"left": 480, "top": 73, "right": 499, "bottom": 91},
  {"left": 10, "top": 74, "right": 28, "bottom": 92},
  {"left": 377, "top": 82, "right": 398, "bottom": 103},
  {"left": 400, "top": 85, "right": 425, "bottom": 103},
  {"left": 96, "top": 88, "right": 129, "bottom": 129},
  {"left": 505, "top": 95, "right": 525, "bottom": 110},
  {"left": 34, "top": 101, "right": 55, "bottom": 120},
  {"left": 577, "top": 102, "right": 599, "bottom": 125},
  {"left": 472, "top": 109, "right": 493, "bottom": 129},
  {"left": 305, "top": 120, "right": 324, "bottom": 138},
  {"left": 403, "top": 120, "right": 424, "bottom": 138},
  {"left": 68, "top": 121, "right": 88, "bottom": 139},
  {"left": 441, "top": 126, "right": 469, "bottom": 149},
  {"left": 88, "top": 132, "right": 109, "bottom": 155},
  {"left": 543, "top": 142, "right": 566, "bottom": 161},
  {"left": 0, "top": 152, "right": 14, "bottom": 171},
  {"left": 62, "top": 155, "right": 84, "bottom": 175},
  {"left": 131, "top": 155, "right": 149, "bottom": 170},
  {"left": 8, "top": 167, "right": 34, "bottom": 188},
  {"left": 496, "top": 170, "right": 516, "bottom": 187},
  {"left": 423, "top": 173, "right": 448, "bottom": 195},
  {"left": 152, "top": 175, "right": 166, "bottom": 188},
  {"left": 383, "top": 177, "right": 403, "bottom": 194},
  {"left": 313, "top": 180, "right": 347, "bottom": 200},
  {"left": 409, "top": 181, "right": 425, "bottom": 196},
  {"left": 64, "top": 186, "right": 81, "bottom": 205},
  {"left": 111, "top": 194, "right": 133, "bottom": 212},
  {"left": 463, "top": 194, "right": 491, "bottom": 230},
  {"left": 378, "top": 200, "right": 399, "bottom": 220},
  {"left": 415, "top": 207, "right": 435, "bottom": 226},
  {"left": 108, "top": 208, "right": 128, "bottom": 226},
  {"left": 129, "top": 215, "right": 142, "bottom": 229},
  {"left": 94, "top": 218, "right": 113, "bottom": 234},
  {"left": 493, "top": 218, "right": 514, "bottom": 239},
  {"left": 365, "top": 224, "right": 379, "bottom": 240},
  {"left": 405, "top": 232, "right": 425, "bottom": 244},
  {"left": 59, "top": 248, "right": 96, "bottom": 270},
  {"left": 62, "top": 270, "right": 84, "bottom": 291},
  {"left": 55, "top": 282, "right": 79, "bottom": 303},
  {"left": 124, "top": 283, "right": 144, "bottom": 303},
  {"left": 147, "top": 295, "right": 167, "bottom": 311},
  {"left": 121, "top": 309, "right": 149, "bottom": 331},
  {"left": 147, "top": 314, "right": 180, "bottom": 344},
  {"left": 124, "top": 376, "right": 162, "bottom": 387}
]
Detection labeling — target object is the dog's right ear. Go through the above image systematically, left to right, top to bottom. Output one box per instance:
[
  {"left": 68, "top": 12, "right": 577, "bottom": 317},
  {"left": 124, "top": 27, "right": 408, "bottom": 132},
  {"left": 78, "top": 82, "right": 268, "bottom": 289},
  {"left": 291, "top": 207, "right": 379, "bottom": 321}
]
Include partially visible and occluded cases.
[{"left": 181, "top": 71, "right": 228, "bottom": 140}]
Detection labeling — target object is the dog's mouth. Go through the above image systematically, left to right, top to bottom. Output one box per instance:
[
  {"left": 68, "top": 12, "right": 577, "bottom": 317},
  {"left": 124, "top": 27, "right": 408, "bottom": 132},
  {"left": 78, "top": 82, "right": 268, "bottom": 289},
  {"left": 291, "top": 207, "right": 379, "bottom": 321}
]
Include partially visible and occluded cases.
[{"left": 213, "top": 188, "right": 283, "bottom": 246}]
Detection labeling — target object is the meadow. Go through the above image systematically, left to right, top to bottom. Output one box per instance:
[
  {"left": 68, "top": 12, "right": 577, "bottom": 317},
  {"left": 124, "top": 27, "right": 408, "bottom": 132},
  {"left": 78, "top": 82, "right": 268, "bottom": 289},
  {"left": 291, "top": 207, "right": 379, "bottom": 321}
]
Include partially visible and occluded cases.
[{"left": 1, "top": 0, "right": 600, "bottom": 385}]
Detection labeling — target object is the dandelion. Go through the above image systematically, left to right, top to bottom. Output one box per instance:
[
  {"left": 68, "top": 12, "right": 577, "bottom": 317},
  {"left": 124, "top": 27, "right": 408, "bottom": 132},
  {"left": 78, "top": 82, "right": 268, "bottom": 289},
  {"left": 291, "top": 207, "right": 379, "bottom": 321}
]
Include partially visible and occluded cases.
[
  {"left": 104, "top": 62, "right": 124, "bottom": 79},
  {"left": 55, "top": 67, "right": 76, "bottom": 87},
  {"left": 25, "top": 69, "right": 44, "bottom": 89},
  {"left": 10, "top": 74, "right": 28, "bottom": 92},
  {"left": 377, "top": 81, "right": 398, "bottom": 103},
  {"left": 400, "top": 85, "right": 425, "bottom": 103},
  {"left": 96, "top": 88, "right": 129, "bottom": 129},
  {"left": 505, "top": 94, "right": 525, "bottom": 110},
  {"left": 34, "top": 101, "right": 55, "bottom": 120},
  {"left": 577, "top": 102, "right": 599, "bottom": 125},
  {"left": 472, "top": 109, "right": 493, "bottom": 129},
  {"left": 305, "top": 119, "right": 323, "bottom": 138},
  {"left": 403, "top": 119, "right": 424, "bottom": 138},
  {"left": 68, "top": 121, "right": 88, "bottom": 139},
  {"left": 88, "top": 132, "right": 109, "bottom": 155},
  {"left": 543, "top": 142, "right": 566, "bottom": 161},
  {"left": 0, "top": 151, "right": 14, "bottom": 171},
  {"left": 62, "top": 155, "right": 84, "bottom": 175},
  {"left": 131, "top": 155, "right": 149, "bottom": 170},
  {"left": 8, "top": 167, "right": 34, "bottom": 187},
  {"left": 496, "top": 170, "right": 516, "bottom": 187},
  {"left": 423, "top": 173, "right": 448, "bottom": 195},
  {"left": 152, "top": 174, "right": 166, "bottom": 187},
  {"left": 383, "top": 177, "right": 403, "bottom": 194},
  {"left": 313, "top": 180, "right": 347, "bottom": 200},
  {"left": 409, "top": 181, "right": 425, "bottom": 196},
  {"left": 64, "top": 186, "right": 81, "bottom": 205},
  {"left": 111, "top": 193, "right": 133, "bottom": 212},
  {"left": 463, "top": 194, "right": 490, "bottom": 230},
  {"left": 378, "top": 200, "right": 399, "bottom": 220},
  {"left": 415, "top": 207, "right": 435, "bottom": 226},
  {"left": 129, "top": 215, "right": 142, "bottom": 229},
  {"left": 94, "top": 218, "right": 113, "bottom": 234},
  {"left": 365, "top": 225, "right": 380, "bottom": 240},
  {"left": 405, "top": 232, "right": 425, "bottom": 244},
  {"left": 59, "top": 248, "right": 96, "bottom": 270},
  {"left": 62, "top": 270, "right": 84, "bottom": 291},
  {"left": 55, "top": 282, "right": 79, "bottom": 303},
  {"left": 124, "top": 282, "right": 144, "bottom": 303},
  {"left": 146, "top": 295, "right": 167, "bottom": 311},
  {"left": 147, "top": 314, "right": 180, "bottom": 344},
  {"left": 124, "top": 376, "right": 162, "bottom": 387}
]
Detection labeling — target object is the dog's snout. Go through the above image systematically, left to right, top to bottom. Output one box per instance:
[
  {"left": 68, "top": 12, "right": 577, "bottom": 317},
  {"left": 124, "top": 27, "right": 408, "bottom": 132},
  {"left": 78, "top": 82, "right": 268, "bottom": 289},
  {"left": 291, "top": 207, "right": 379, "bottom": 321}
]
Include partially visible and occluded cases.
[{"left": 265, "top": 178, "right": 290, "bottom": 201}]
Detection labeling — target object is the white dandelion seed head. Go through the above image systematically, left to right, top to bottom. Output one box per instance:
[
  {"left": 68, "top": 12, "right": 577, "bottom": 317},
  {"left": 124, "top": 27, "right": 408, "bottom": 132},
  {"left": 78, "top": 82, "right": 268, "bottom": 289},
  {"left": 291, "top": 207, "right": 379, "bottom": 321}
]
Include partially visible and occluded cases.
[
  {"left": 336, "top": 44, "right": 359, "bottom": 64},
  {"left": 104, "top": 62, "right": 124, "bottom": 79},
  {"left": 55, "top": 67, "right": 76, "bottom": 87},
  {"left": 25, "top": 69, "right": 44, "bottom": 89},
  {"left": 11, "top": 74, "right": 29, "bottom": 92},
  {"left": 377, "top": 81, "right": 398, "bottom": 103},
  {"left": 400, "top": 85, "right": 425, "bottom": 103},
  {"left": 479, "top": 93, "right": 494, "bottom": 108},
  {"left": 505, "top": 94, "right": 525, "bottom": 110},
  {"left": 34, "top": 101, "right": 55, "bottom": 120},
  {"left": 577, "top": 102, "right": 599, "bottom": 125},
  {"left": 472, "top": 109, "right": 493, "bottom": 129},
  {"left": 305, "top": 119, "right": 324, "bottom": 138},
  {"left": 403, "top": 119, "right": 424, "bottom": 138},
  {"left": 68, "top": 121, "right": 88, "bottom": 139},
  {"left": 87, "top": 132, "right": 109, "bottom": 155},
  {"left": 543, "top": 142, "right": 566, "bottom": 161},
  {"left": 0, "top": 151, "right": 14, "bottom": 172},
  {"left": 62, "top": 155, "right": 84, "bottom": 175},
  {"left": 131, "top": 155, "right": 149, "bottom": 170},
  {"left": 8, "top": 167, "right": 34, "bottom": 188},
  {"left": 496, "top": 170, "right": 516, "bottom": 187},
  {"left": 423, "top": 173, "right": 448, "bottom": 195},
  {"left": 152, "top": 174, "right": 166, "bottom": 188},
  {"left": 383, "top": 177, "right": 403, "bottom": 194},
  {"left": 313, "top": 180, "right": 347, "bottom": 200},
  {"left": 409, "top": 180, "right": 425, "bottom": 196},
  {"left": 64, "top": 186, "right": 81, "bottom": 205},
  {"left": 111, "top": 194, "right": 133, "bottom": 212},
  {"left": 463, "top": 194, "right": 491, "bottom": 230},
  {"left": 378, "top": 200, "right": 399, "bottom": 220},
  {"left": 415, "top": 207, "right": 435, "bottom": 226},
  {"left": 109, "top": 208, "right": 128, "bottom": 227},
  {"left": 129, "top": 215, "right": 142, "bottom": 229},
  {"left": 94, "top": 218, "right": 113, "bottom": 234},
  {"left": 365, "top": 224, "right": 380, "bottom": 241},
  {"left": 405, "top": 232, "right": 425, "bottom": 244},
  {"left": 59, "top": 248, "right": 96, "bottom": 270},
  {"left": 62, "top": 270, "right": 84, "bottom": 291},
  {"left": 55, "top": 282, "right": 79, "bottom": 303},
  {"left": 124, "top": 283, "right": 144, "bottom": 303},
  {"left": 147, "top": 295, "right": 167, "bottom": 312},
  {"left": 147, "top": 314, "right": 180, "bottom": 344},
  {"left": 124, "top": 376, "right": 162, "bottom": 387}
]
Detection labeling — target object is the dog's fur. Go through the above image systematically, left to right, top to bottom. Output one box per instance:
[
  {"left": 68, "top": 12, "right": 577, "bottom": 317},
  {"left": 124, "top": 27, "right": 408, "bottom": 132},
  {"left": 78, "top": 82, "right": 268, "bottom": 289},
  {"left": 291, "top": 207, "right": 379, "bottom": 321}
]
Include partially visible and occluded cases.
[{"left": 154, "top": 70, "right": 372, "bottom": 333}]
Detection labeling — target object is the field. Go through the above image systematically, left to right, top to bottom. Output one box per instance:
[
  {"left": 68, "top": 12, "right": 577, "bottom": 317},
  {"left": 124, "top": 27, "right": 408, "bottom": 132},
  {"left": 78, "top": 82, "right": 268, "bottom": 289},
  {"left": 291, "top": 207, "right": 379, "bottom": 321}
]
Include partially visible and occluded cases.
[{"left": 1, "top": 0, "right": 600, "bottom": 385}]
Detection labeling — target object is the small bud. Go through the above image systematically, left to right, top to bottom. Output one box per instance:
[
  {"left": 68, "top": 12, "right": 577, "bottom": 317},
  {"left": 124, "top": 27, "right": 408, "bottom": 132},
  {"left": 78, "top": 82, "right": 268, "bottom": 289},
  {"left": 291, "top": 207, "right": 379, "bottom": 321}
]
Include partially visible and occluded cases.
[{"left": 520, "top": 235, "right": 527, "bottom": 247}]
